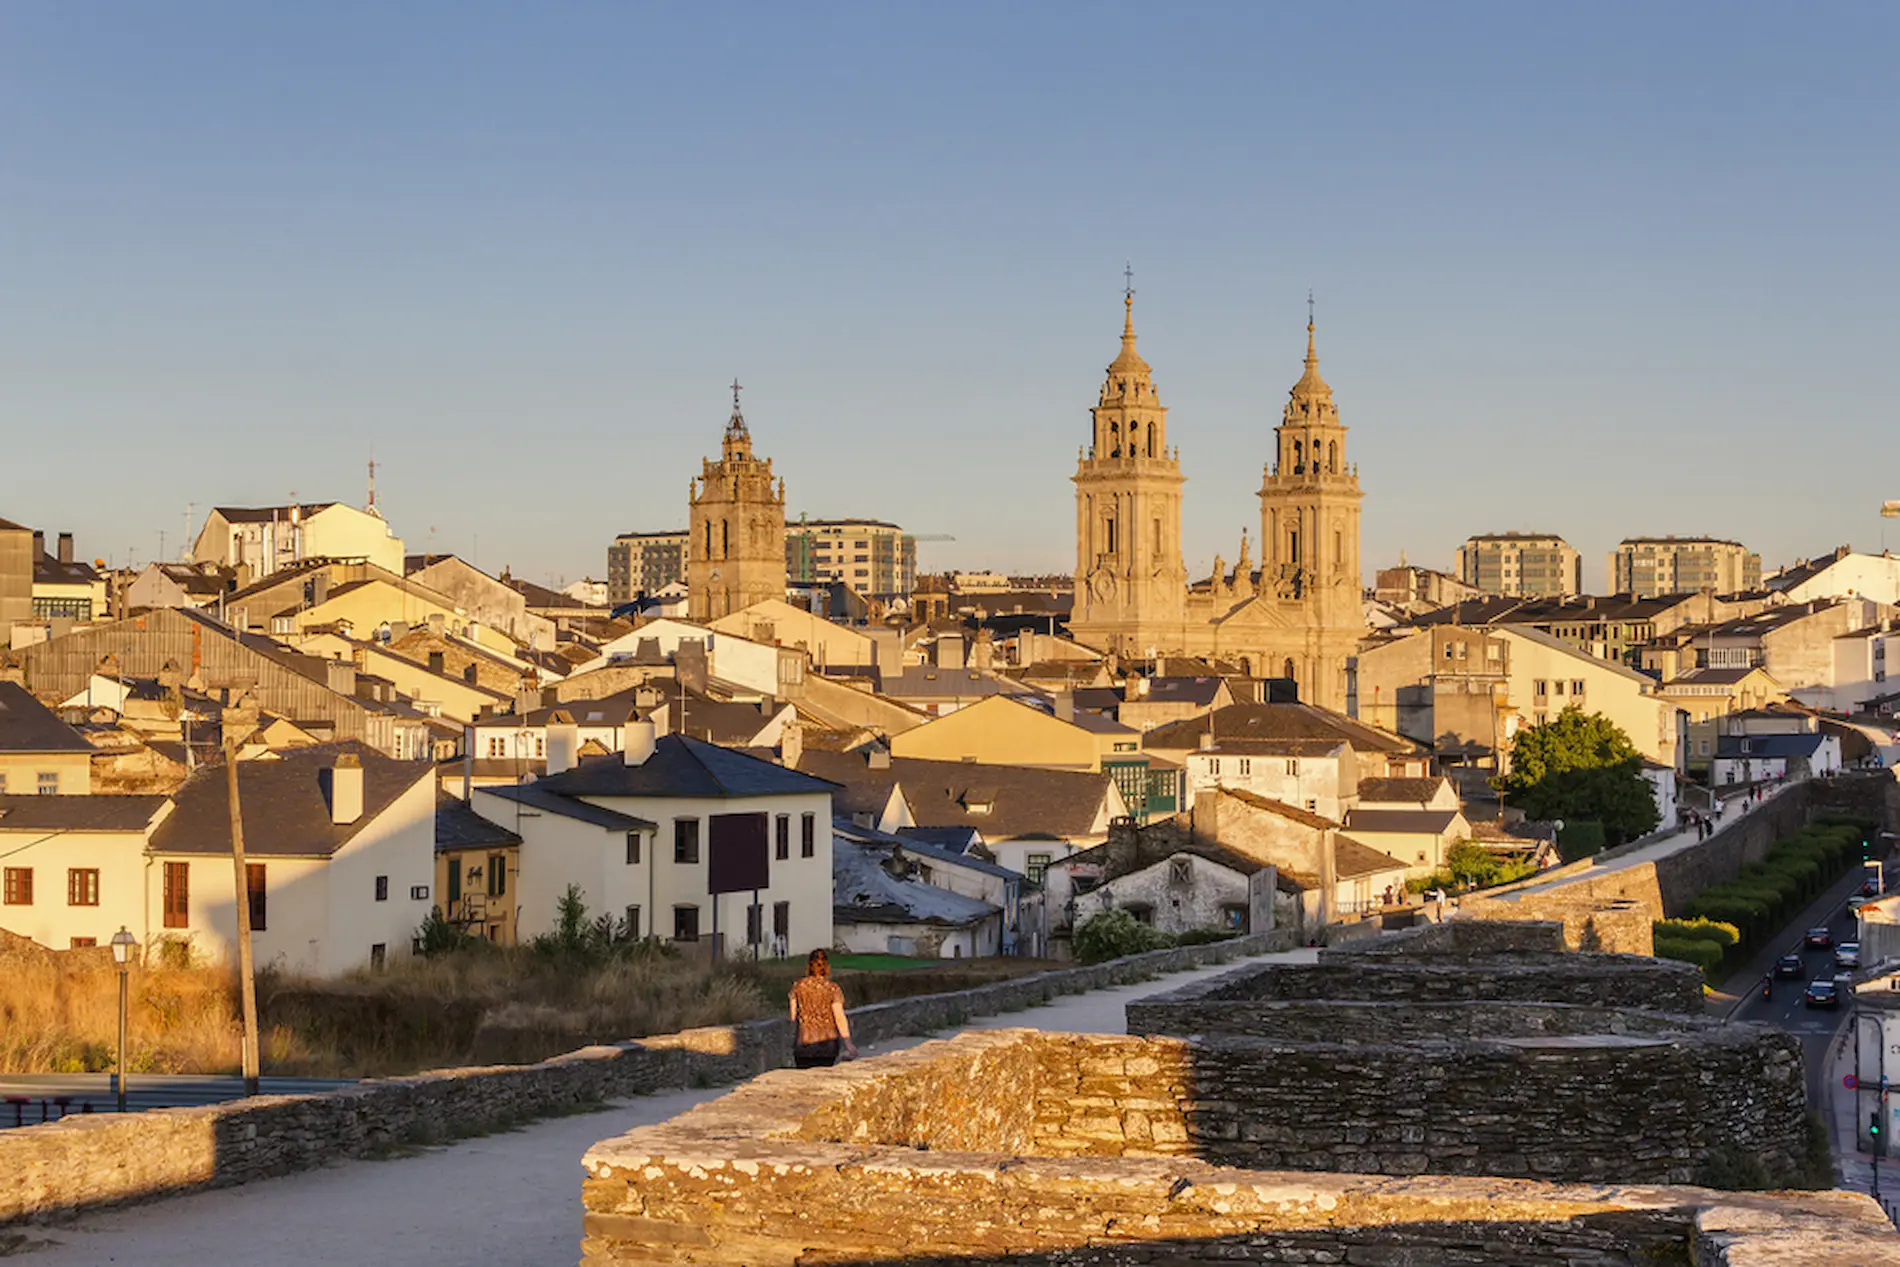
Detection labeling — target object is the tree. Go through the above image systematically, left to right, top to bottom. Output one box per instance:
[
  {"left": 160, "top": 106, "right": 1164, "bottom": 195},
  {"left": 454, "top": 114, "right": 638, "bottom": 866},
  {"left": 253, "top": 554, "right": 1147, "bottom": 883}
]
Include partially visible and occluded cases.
[{"left": 1495, "top": 707, "right": 1660, "bottom": 845}]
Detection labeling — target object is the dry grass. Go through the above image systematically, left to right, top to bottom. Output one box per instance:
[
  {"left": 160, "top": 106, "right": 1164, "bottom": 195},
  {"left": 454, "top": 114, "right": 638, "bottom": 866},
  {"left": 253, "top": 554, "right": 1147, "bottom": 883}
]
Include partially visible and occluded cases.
[{"left": 0, "top": 944, "right": 1060, "bottom": 1078}]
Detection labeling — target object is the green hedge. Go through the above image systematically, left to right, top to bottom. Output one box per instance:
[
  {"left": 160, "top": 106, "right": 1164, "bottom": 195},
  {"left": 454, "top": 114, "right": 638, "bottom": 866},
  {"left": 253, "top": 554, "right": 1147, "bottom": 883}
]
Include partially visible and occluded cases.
[
  {"left": 1558, "top": 820, "right": 1607, "bottom": 862},
  {"left": 1669, "top": 821, "right": 1868, "bottom": 956},
  {"left": 1655, "top": 917, "right": 1741, "bottom": 951},
  {"left": 1653, "top": 936, "right": 1726, "bottom": 979}
]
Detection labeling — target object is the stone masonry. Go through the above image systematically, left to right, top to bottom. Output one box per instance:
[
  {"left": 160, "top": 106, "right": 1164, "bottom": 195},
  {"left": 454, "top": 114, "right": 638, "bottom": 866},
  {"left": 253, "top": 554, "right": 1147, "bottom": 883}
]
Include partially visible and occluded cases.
[{"left": 579, "top": 1028, "right": 1900, "bottom": 1266}]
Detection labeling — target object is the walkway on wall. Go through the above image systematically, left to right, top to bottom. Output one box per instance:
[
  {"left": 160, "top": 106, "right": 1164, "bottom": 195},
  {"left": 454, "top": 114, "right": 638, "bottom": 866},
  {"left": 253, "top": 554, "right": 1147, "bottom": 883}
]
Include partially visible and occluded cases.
[
  {"left": 1494, "top": 777, "right": 1801, "bottom": 902},
  {"left": 10, "top": 947, "right": 1318, "bottom": 1267}
]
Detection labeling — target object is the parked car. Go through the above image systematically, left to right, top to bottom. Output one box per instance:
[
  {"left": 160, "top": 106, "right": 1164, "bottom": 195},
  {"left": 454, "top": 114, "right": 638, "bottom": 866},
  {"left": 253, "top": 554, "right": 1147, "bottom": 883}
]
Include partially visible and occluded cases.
[
  {"left": 1863, "top": 878, "right": 1881, "bottom": 896},
  {"left": 1850, "top": 896, "right": 1871, "bottom": 916},
  {"left": 1805, "top": 926, "right": 1834, "bottom": 950},
  {"left": 1837, "top": 942, "right": 1862, "bottom": 970},
  {"left": 1775, "top": 953, "right": 1806, "bottom": 979},
  {"left": 1805, "top": 979, "right": 1841, "bottom": 1008}
]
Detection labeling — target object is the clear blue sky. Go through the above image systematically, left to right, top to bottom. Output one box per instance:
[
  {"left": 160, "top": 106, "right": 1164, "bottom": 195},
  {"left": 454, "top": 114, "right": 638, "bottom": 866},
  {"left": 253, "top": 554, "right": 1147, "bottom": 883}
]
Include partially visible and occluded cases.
[{"left": 4, "top": 3, "right": 1896, "bottom": 590}]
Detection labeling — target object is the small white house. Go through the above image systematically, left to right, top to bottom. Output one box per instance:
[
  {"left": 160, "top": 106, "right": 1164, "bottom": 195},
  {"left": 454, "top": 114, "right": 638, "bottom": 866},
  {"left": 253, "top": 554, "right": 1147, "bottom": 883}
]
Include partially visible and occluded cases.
[
  {"left": 468, "top": 723, "right": 835, "bottom": 957},
  {"left": 1710, "top": 732, "right": 1842, "bottom": 786}
]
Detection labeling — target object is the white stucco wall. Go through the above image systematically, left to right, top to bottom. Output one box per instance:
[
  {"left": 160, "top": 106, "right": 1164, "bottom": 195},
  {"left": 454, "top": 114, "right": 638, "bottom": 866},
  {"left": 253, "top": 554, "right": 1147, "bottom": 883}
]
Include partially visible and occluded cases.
[{"left": 0, "top": 829, "right": 153, "bottom": 950}]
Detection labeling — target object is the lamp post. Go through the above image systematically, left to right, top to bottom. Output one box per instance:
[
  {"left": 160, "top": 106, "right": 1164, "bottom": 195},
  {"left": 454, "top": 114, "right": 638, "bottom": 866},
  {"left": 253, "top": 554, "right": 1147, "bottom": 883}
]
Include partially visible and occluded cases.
[{"left": 109, "top": 926, "right": 137, "bottom": 1113}]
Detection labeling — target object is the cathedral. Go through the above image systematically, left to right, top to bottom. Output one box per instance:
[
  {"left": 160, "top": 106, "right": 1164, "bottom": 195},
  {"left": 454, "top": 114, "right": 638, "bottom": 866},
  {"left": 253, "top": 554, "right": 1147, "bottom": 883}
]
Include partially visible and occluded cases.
[
  {"left": 1068, "top": 289, "right": 1367, "bottom": 710},
  {"left": 687, "top": 382, "right": 788, "bottom": 621}
]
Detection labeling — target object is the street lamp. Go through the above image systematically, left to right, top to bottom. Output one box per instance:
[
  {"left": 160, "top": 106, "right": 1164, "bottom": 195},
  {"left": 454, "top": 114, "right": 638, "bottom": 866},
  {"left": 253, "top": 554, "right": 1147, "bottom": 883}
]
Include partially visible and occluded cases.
[{"left": 109, "top": 926, "right": 137, "bottom": 1113}]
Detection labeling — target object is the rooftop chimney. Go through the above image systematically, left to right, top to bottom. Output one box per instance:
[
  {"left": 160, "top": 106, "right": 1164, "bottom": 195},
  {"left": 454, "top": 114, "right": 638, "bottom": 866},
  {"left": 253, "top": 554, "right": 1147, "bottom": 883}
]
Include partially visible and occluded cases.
[
  {"left": 31, "top": 530, "right": 44, "bottom": 560},
  {"left": 56, "top": 533, "right": 72, "bottom": 565},
  {"left": 937, "top": 634, "right": 965, "bottom": 671},
  {"left": 1054, "top": 690, "right": 1075, "bottom": 723},
  {"left": 546, "top": 714, "right": 579, "bottom": 775},
  {"left": 624, "top": 719, "right": 657, "bottom": 766},
  {"left": 329, "top": 753, "right": 364, "bottom": 825}
]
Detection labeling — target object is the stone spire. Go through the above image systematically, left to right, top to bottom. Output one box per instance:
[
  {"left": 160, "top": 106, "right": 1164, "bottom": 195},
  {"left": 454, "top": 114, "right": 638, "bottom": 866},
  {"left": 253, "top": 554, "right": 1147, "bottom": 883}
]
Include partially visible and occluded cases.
[
  {"left": 1106, "top": 286, "right": 1152, "bottom": 380},
  {"left": 1285, "top": 303, "right": 1337, "bottom": 425},
  {"left": 722, "top": 378, "right": 753, "bottom": 460}
]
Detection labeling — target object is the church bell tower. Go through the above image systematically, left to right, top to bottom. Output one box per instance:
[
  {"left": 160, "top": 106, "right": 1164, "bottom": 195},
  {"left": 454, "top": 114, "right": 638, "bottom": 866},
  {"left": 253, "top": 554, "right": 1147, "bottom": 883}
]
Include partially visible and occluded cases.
[
  {"left": 1069, "top": 276, "right": 1187, "bottom": 654},
  {"left": 687, "top": 381, "right": 787, "bottom": 621}
]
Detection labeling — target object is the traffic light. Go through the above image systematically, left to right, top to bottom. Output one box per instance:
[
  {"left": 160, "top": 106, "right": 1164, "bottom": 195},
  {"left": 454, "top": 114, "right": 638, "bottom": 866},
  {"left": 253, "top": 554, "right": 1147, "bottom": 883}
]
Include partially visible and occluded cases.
[{"left": 1872, "top": 1112, "right": 1882, "bottom": 1138}]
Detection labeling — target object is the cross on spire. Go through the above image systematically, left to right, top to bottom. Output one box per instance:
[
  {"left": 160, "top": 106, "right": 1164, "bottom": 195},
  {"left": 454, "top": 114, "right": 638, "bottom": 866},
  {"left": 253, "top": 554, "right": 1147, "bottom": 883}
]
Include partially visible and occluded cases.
[
  {"left": 1123, "top": 261, "right": 1136, "bottom": 303},
  {"left": 1307, "top": 289, "right": 1315, "bottom": 330},
  {"left": 731, "top": 378, "right": 743, "bottom": 411}
]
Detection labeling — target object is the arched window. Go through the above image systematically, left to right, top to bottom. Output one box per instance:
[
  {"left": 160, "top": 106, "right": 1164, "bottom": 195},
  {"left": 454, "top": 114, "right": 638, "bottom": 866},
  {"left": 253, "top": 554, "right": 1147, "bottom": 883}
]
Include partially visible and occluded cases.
[
  {"left": 1110, "top": 420, "right": 1120, "bottom": 457},
  {"left": 1146, "top": 422, "right": 1155, "bottom": 457},
  {"left": 1292, "top": 439, "right": 1304, "bottom": 472},
  {"left": 1327, "top": 440, "right": 1337, "bottom": 473},
  {"left": 721, "top": 520, "right": 729, "bottom": 557},
  {"left": 704, "top": 521, "right": 712, "bottom": 557},
  {"left": 1335, "top": 529, "right": 1344, "bottom": 568},
  {"left": 1283, "top": 658, "right": 1296, "bottom": 682}
]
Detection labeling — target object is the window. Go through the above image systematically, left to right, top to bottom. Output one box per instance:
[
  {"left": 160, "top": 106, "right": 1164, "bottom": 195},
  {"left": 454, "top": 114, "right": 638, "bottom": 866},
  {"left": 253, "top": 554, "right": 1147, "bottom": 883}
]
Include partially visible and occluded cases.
[
  {"left": 1533, "top": 680, "right": 1548, "bottom": 698},
  {"left": 1571, "top": 680, "right": 1585, "bottom": 697},
  {"left": 1552, "top": 681, "right": 1565, "bottom": 697},
  {"left": 487, "top": 736, "right": 505, "bottom": 758},
  {"left": 534, "top": 736, "right": 545, "bottom": 759},
  {"left": 1238, "top": 758, "right": 1251, "bottom": 777},
  {"left": 1285, "top": 759, "right": 1299, "bottom": 775},
  {"left": 37, "top": 771, "right": 58, "bottom": 795},
  {"left": 0, "top": 773, "right": 5, "bottom": 793},
  {"left": 800, "top": 813, "right": 816, "bottom": 858},
  {"left": 775, "top": 814, "right": 790, "bottom": 861},
  {"left": 674, "top": 818, "right": 701, "bottom": 864},
  {"left": 626, "top": 832, "right": 642, "bottom": 865},
  {"left": 487, "top": 853, "right": 507, "bottom": 898},
  {"left": 1025, "top": 853, "right": 1052, "bottom": 885},
  {"left": 1168, "top": 857, "right": 1193, "bottom": 885},
  {"left": 447, "top": 860, "right": 462, "bottom": 904},
  {"left": 162, "top": 862, "right": 188, "bottom": 928},
  {"left": 246, "top": 863, "right": 267, "bottom": 931},
  {"left": 3, "top": 867, "right": 32, "bottom": 906},
  {"left": 67, "top": 869, "right": 99, "bottom": 907},
  {"left": 374, "top": 875, "right": 389, "bottom": 902},
  {"left": 773, "top": 900, "right": 790, "bottom": 941},
  {"left": 624, "top": 905, "right": 641, "bottom": 939},
  {"left": 673, "top": 905, "right": 700, "bottom": 942},
  {"left": 1222, "top": 905, "right": 1247, "bottom": 931},
  {"left": 70, "top": 937, "right": 98, "bottom": 949},
  {"left": 370, "top": 943, "right": 387, "bottom": 971}
]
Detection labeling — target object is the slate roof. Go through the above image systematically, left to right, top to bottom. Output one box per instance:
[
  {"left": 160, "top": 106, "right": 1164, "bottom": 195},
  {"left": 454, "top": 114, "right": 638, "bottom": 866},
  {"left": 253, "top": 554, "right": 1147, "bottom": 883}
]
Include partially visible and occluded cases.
[
  {"left": 214, "top": 504, "right": 338, "bottom": 524},
  {"left": 35, "top": 553, "right": 100, "bottom": 585},
  {"left": 880, "top": 667, "right": 1018, "bottom": 701},
  {"left": 1663, "top": 667, "right": 1766, "bottom": 686},
  {"left": 1141, "top": 677, "right": 1227, "bottom": 706},
  {"left": 0, "top": 681, "right": 95, "bottom": 753},
  {"left": 471, "top": 692, "right": 641, "bottom": 731},
  {"left": 1143, "top": 703, "right": 1419, "bottom": 757},
  {"left": 1715, "top": 733, "right": 1829, "bottom": 759},
  {"left": 536, "top": 734, "right": 837, "bottom": 800},
  {"left": 150, "top": 743, "right": 432, "bottom": 857},
  {"left": 795, "top": 750, "right": 1114, "bottom": 840},
  {"left": 1355, "top": 777, "right": 1447, "bottom": 805},
  {"left": 476, "top": 783, "right": 655, "bottom": 831},
  {"left": 434, "top": 794, "right": 524, "bottom": 851},
  {"left": 0, "top": 795, "right": 169, "bottom": 833},
  {"left": 1342, "top": 808, "right": 1463, "bottom": 835},
  {"left": 896, "top": 825, "right": 986, "bottom": 855},
  {"left": 1060, "top": 833, "right": 1274, "bottom": 882},
  {"left": 832, "top": 835, "right": 1000, "bottom": 929},
  {"left": 1332, "top": 835, "right": 1412, "bottom": 879}
]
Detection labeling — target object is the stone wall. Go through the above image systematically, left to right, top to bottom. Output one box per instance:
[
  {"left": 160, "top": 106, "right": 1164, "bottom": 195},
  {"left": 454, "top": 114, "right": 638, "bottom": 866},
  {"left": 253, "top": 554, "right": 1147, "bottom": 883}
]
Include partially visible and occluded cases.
[
  {"left": 0, "top": 927, "right": 1297, "bottom": 1227},
  {"left": 1149, "top": 954, "right": 1705, "bottom": 1013},
  {"left": 1127, "top": 997, "right": 1707, "bottom": 1043},
  {"left": 580, "top": 1029, "right": 1900, "bottom": 1267},
  {"left": 1024, "top": 1029, "right": 1807, "bottom": 1185}
]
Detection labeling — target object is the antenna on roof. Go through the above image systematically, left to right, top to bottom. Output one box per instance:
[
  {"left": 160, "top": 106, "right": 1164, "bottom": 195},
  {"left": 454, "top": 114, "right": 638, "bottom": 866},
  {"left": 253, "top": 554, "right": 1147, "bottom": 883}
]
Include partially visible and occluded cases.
[{"left": 367, "top": 453, "right": 378, "bottom": 512}]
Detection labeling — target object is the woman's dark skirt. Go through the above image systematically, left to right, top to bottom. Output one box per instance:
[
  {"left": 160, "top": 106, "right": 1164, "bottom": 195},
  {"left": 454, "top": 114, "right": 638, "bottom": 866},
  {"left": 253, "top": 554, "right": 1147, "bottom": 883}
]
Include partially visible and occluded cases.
[{"left": 793, "top": 1039, "right": 842, "bottom": 1068}]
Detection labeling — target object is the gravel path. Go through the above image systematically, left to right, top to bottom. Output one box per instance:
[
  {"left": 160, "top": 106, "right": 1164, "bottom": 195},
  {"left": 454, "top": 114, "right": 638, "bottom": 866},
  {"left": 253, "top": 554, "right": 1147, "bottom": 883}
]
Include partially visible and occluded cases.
[{"left": 16, "top": 948, "right": 1315, "bottom": 1267}]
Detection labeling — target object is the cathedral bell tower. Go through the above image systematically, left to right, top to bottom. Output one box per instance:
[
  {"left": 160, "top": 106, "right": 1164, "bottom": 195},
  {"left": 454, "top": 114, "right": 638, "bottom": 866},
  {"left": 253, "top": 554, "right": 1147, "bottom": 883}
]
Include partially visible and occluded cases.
[
  {"left": 1070, "top": 277, "right": 1187, "bottom": 655},
  {"left": 1257, "top": 308, "right": 1363, "bottom": 631},
  {"left": 688, "top": 381, "right": 788, "bottom": 621}
]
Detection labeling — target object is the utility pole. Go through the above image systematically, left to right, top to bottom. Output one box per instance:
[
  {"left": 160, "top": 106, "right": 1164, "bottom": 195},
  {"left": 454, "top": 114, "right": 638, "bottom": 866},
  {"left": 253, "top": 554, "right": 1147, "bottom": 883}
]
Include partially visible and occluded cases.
[{"left": 223, "top": 737, "right": 262, "bottom": 1096}]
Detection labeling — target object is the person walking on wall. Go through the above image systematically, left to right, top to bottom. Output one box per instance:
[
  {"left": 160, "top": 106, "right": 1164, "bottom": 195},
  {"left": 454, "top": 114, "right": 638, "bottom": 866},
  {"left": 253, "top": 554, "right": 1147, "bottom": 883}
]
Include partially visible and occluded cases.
[{"left": 789, "top": 948, "right": 858, "bottom": 1068}]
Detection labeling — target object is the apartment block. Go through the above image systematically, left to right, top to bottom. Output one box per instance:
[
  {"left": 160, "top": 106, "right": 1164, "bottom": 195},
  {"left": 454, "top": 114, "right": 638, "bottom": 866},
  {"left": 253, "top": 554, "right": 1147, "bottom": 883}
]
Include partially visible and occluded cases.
[
  {"left": 786, "top": 518, "right": 916, "bottom": 602},
  {"left": 607, "top": 530, "right": 689, "bottom": 606},
  {"left": 1455, "top": 533, "right": 1582, "bottom": 597},
  {"left": 1611, "top": 537, "right": 1761, "bottom": 598}
]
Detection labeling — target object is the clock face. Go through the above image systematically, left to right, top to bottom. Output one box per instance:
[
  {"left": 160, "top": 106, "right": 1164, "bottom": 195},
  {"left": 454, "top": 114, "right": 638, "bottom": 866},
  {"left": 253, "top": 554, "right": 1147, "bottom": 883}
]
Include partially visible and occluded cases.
[{"left": 1092, "top": 574, "right": 1116, "bottom": 603}]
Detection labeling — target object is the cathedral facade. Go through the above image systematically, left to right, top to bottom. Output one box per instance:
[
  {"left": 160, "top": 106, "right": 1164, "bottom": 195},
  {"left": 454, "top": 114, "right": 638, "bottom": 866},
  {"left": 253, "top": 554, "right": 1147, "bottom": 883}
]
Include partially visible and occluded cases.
[
  {"left": 1069, "top": 294, "right": 1366, "bottom": 710},
  {"left": 687, "top": 384, "right": 787, "bottom": 622}
]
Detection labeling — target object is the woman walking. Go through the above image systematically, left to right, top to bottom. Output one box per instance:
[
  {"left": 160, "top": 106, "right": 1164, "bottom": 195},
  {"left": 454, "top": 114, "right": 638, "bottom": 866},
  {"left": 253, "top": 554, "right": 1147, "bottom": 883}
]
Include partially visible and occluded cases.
[{"left": 789, "top": 948, "right": 858, "bottom": 1068}]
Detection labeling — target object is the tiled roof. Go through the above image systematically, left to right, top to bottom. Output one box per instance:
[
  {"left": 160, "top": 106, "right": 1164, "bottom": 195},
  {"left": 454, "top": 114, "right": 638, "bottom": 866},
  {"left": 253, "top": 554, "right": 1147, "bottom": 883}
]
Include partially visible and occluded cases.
[
  {"left": 0, "top": 681, "right": 95, "bottom": 753},
  {"left": 1143, "top": 703, "right": 1418, "bottom": 756},
  {"left": 536, "top": 734, "right": 836, "bottom": 800},
  {"left": 151, "top": 743, "right": 432, "bottom": 858},
  {"left": 795, "top": 750, "right": 1113, "bottom": 841},
  {"left": 1355, "top": 777, "right": 1446, "bottom": 805},
  {"left": 476, "top": 783, "right": 655, "bottom": 831},
  {"left": 1219, "top": 787, "right": 1339, "bottom": 830},
  {"left": 434, "top": 794, "right": 524, "bottom": 851},
  {"left": 0, "top": 795, "right": 169, "bottom": 833},
  {"left": 1342, "top": 808, "right": 1462, "bottom": 836},
  {"left": 1333, "top": 834, "right": 1411, "bottom": 879}
]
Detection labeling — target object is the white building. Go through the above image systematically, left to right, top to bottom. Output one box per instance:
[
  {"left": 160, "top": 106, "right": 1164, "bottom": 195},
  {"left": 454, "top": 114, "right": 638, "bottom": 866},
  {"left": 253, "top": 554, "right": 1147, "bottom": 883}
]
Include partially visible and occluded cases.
[
  {"left": 193, "top": 503, "right": 405, "bottom": 577},
  {"left": 1769, "top": 547, "right": 1900, "bottom": 608},
  {"left": 468, "top": 724, "right": 834, "bottom": 957},
  {"left": 0, "top": 744, "right": 436, "bottom": 975}
]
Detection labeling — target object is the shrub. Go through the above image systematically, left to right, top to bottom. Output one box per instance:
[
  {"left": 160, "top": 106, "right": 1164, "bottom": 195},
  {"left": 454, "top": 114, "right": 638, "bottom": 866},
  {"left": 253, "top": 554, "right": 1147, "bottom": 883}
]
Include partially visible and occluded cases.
[
  {"left": 1557, "top": 820, "right": 1607, "bottom": 862},
  {"left": 1072, "top": 910, "right": 1176, "bottom": 964},
  {"left": 1655, "top": 918, "right": 1740, "bottom": 951},
  {"left": 1173, "top": 928, "right": 1237, "bottom": 948},
  {"left": 1652, "top": 936, "right": 1725, "bottom": 979}
]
